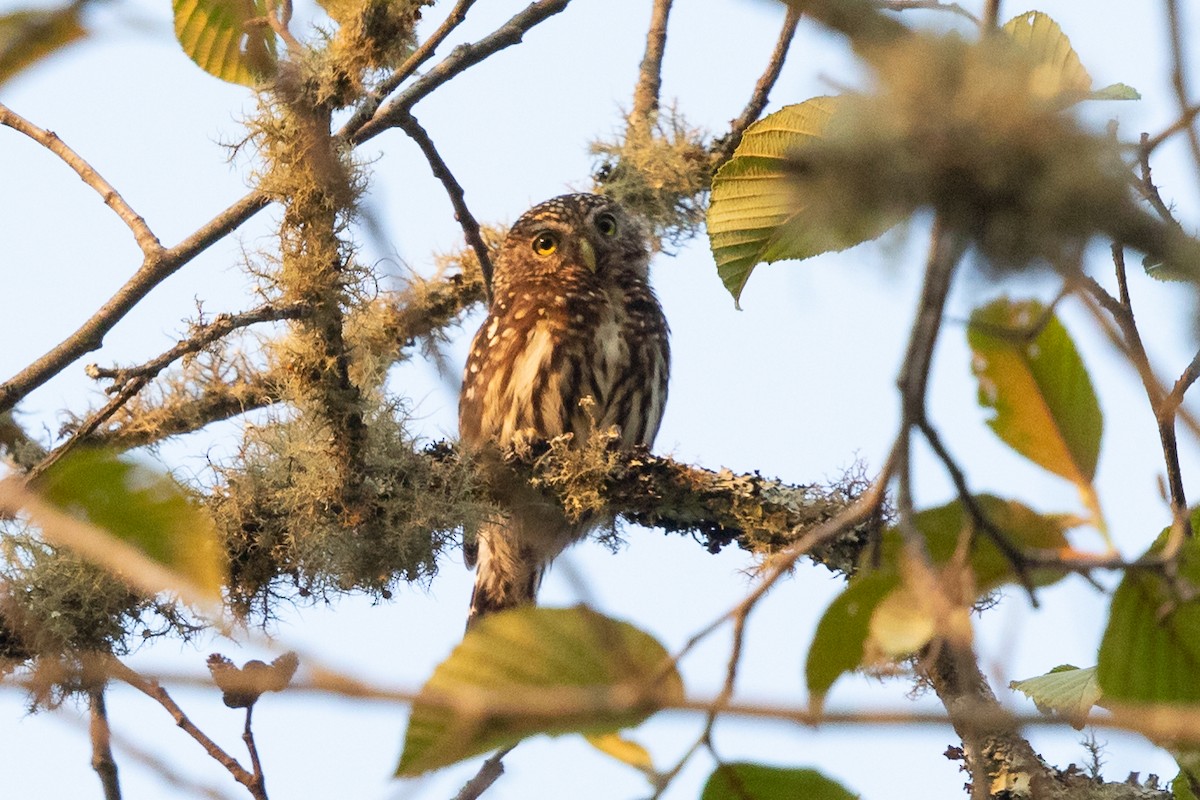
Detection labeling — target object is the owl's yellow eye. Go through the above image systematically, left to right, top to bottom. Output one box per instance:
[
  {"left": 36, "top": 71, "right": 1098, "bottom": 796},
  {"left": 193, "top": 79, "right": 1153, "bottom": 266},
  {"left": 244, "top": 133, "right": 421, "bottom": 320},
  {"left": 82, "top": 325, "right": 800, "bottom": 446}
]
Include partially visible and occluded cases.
[
  {"left": 595, "top": 213, "right": 618, "bottom": 237},
  {"left": 532, "top": 231, "right": 559, "bottom": 256}
]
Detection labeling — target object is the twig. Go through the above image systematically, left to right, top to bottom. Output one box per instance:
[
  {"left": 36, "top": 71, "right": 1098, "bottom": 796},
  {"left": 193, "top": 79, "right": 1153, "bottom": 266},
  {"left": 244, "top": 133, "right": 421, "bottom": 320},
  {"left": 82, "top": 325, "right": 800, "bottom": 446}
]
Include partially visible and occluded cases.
[
  {"left": 337, "top": 0, "right": 478, "bottom": 139},
  {"left": 351, "top": 0, "right": 573, "bottom": 144},
  {"left": 630, "top": 0, "right": 673, "bottom": 136},
  {"left": 876, "top": 0, "right": 977, "bottom": 22},
  {"left": 981, "top": 0, "right": 1001, "bottom": 28},
  {"left": 1165, "top": 0, "right": 1200, "bottom": 184},
  {"left": 712, "top": 6, "right": 801, "bottom": 168},
  {"left": 0, "top": 102, "right": 162, "bottom": 256},
  {"left": 1144, "top": 103, "right": 1200, "bottom": 153},
  {"left": 394, "top": 113, "right": 494, "bottom": 298},
  {"left": 1136, "top": 133, "right": 1185, "bottom": 229},
  {"left": 0, "top": 190, "right": 270, "bottom": 416},
  {"left": 106, "top": 658, "right": 260, "bottom": 794},
  {"left": 89, "top": 687, "right": 122, "bottom": 800},
  {"left": 242, "top": 706, "right": 268, "bottom": 800},
  {"left": 451, "top": 746, "right": 513, "bottom": 800}
]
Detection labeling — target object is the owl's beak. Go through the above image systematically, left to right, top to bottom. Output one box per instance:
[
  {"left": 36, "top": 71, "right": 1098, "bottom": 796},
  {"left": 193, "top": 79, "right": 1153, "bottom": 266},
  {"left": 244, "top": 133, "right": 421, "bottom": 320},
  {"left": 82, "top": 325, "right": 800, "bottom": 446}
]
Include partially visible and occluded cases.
[{"left": 579, "top": 239, "right": 598, "bottom": 273}]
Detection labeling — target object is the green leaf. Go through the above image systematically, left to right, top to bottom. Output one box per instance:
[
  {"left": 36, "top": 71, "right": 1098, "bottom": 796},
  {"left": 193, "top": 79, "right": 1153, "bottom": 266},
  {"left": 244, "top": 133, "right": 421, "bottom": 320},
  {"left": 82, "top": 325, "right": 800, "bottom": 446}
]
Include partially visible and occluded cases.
[
  {"left": 173, "top": 0, "right": 276, "bottom": 86},
  {"left": 0, "top": 5, "right": 85, "bottom": 87},
  {"left": 1002, "top": 11, "right": 1091, "bottom": 98},
  {"left": 1089, "top": 83, "right": 1140, "bottom": 101},
  {"left": 707, "top": 97, "right": 895, "bottom": 305},
  {"left": 968, "top": 298, "right": 1102, "bottom": 487},
  {"left": 35, "top": 448, "right": 227, "bottom": 598},
  {"left": 875, "top": 496, "right": 1073, "bottom": 594},
  {"left": 1098, "top": 511, "right": 1200, "bottom": 705},
  {"left": 806, "top": 572, "right": 899, "bottom": 704},
  {"left": 396, "top": 605, "right": 683, "bottom": 776},
  {"left": 1010, "top": 664, "right": 1101, "bottom": 728},
  {"left": 701, "top": 763, "right": 858, "bottom": 800},
  {"left": 1174, "top": 770, "right": 1200, "bottom": 800}
]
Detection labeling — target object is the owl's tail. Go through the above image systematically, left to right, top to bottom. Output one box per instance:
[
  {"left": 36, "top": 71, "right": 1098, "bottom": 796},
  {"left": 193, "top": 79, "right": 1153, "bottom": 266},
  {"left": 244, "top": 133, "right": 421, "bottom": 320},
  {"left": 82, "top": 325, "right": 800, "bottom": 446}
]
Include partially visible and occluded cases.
[{"left": 466, "top": 523, "right": 544, "bottom": 630}]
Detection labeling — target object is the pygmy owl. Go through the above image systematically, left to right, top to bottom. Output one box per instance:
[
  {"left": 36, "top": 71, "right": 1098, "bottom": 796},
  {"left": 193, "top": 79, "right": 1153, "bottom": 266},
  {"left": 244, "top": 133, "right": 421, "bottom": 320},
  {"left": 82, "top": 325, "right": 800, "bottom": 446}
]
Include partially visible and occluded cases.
[{"left": 458, "top": 193, "right": 670, "bottom": 626}]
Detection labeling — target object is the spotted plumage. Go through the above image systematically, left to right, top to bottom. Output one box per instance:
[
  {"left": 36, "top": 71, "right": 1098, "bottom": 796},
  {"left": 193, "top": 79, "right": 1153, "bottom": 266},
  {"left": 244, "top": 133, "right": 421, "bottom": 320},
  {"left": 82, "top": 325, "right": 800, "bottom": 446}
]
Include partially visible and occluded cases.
[{"left": 459, "top": 193, "right": 670, "bottom": 626}]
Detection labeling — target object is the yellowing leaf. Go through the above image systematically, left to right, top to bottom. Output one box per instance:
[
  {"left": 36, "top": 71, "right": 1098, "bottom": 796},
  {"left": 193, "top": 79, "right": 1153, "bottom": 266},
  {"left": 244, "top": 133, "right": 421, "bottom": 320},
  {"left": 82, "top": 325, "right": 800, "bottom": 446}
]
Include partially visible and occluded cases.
[
  {"left": 173, "top": 0, "right": 276, "bottom": 86},
  {"left": 0, "top": 5, "right": 85, "bottom": 87},
  {"left": 1002, "top": 11, "right": 1091, "bottom": 99},
  {"left": 707, "top": 97, "right": 896, "bottom": 306},
  {"left": 968, "top": 298, "right": 1102, "bottom": 487},
  {"left": 34, "top": 449, "right": 227, "bottom": 599},
  {"left": 866, "top": 584, "right": 938, "bottom": 660},
  {"left": 396, "top": 605, "right": 683, "bottom": 776},
  {"left": 1010, "top": 664, "right": 1101, "bottom": 728},
  {"left": 584, "top": 732, "right": 654, "bottom": 773},
  {"left": 701, "top": 763, "right": 858, "bottom": 800}
]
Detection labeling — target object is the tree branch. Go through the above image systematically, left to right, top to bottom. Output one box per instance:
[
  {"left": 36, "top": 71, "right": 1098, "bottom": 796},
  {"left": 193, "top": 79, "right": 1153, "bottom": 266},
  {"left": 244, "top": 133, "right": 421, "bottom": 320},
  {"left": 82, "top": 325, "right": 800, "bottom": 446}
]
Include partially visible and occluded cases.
[
  {"left": 351, "top": 0, "right": 573, "bottom": 144},
  {"left": 630, "top": 0, "right": 673, "bottom": 136},
  {"left": 1165, "top": 0, "right": 1200, "bottom": 184},
  {"left": 712, "top": 6, "right": 801, "bottom": 168},
  {"left": 0, "top": 102, "right": 162, "bottom": 256},
  {"left": 395, "top": 113, "right": 494, "bottom": 298},
  {"left": 0, "top": 190, "right": 270, "bottom": 416},
  {"left": 89, "top": 687, "right": 122, "bottom": 800},
  {"left": 451, "top": 746, "right": 513, "bottom": 800}
]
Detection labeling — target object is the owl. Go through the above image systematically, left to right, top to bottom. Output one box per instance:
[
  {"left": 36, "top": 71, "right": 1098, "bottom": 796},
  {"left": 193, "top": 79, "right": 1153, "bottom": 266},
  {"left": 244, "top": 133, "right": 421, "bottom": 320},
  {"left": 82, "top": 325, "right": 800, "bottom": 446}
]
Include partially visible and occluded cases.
[{"left": 459, "top": 193, "right": 670, "bottom": 626}]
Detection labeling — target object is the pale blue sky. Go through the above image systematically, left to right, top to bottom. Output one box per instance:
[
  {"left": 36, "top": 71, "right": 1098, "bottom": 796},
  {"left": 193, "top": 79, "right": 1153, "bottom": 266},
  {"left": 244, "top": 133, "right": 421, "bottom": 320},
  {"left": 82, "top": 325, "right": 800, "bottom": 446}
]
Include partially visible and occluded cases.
[{"left": 1, "top": 1, "right": 1197, "bottom": 797}]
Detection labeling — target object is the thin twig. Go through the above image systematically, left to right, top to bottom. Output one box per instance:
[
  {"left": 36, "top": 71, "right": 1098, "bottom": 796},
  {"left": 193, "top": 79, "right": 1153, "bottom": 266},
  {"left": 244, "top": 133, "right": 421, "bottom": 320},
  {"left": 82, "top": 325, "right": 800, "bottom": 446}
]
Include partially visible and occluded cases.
[
  {"left": 337, "top": 0, "right": 478, "bottom": 139},
  {"left": 352, "top": 0, "right": 573, "bottom": 144},
  {"left": 630, "top": 0, "right": 673, "bottom": 136},
  {"left": 981, "top": 0, "right": 1001, "bottom": 28},
  {"left": 1165, "top": 0, "right": 1200, "bottom": 184},
  {"left": 713, "top": 6, "right": 801, "bottom": 168},
  {"left": 0, "top": 102, "right": 162, "bottom": 256},
  {"left": 1144, "top": 103, "right": 1200, "bottom": 153},
  {"left": 395, "top": 113, "right": 494, "bottom": 298},
  {"left": 1136, "top": 133, "right": 1185, "bottom": 229},
  {"left": 0, "top": 190, "right": 269, "bottom": 416},
  {"left": 106, "top": 658, "right": 259, "bottom": 793},
  {"left": 89, "top": 687, "right": 122, "bottom": 800},
  {"left": 243, "top": 706, "right": 268, "bottom": 800},
  {"left": 452, "top": 746, "right": 513, "bottom": 800}
]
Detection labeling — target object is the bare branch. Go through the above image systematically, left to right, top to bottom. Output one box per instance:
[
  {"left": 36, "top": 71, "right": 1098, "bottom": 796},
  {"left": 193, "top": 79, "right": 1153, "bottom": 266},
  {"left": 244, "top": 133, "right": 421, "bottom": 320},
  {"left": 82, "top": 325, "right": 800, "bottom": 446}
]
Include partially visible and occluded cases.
[
  {"left": 339, "top": 0, "right": 479, "bottom": 138},
  {"left": 351, "top": 0, "right": 573, "bottom": 144},
  {"left": 630, "top": 0, "right": 673, "bottom": 136},
  {"left": 981, "top": 0, "right": 1001, "bottom": 28},
  {"left": 1165, "top": 0, "right": 1200, "bottom": 183},
  {"left": 713, "top": 6, "right": 801, "bottom": 168},
  {"left": 0, "top": 102, "right": 162, "bottom": 255},
  {"left": 395, "top": 113, "right": 494, "bottom": 298},
  {"left": 0, "top": 190, "right": 270, "bottom": 416},
  {"left": 106, "top": 658, "right": 262, "bottom": 796},
  {"left": 89, "top": 688, "right": 122, "bottom": 800},
  {"left": 242, "top": 707, "right": 268, "bottom": 800},
  {"left": 451, "top": 746, "right": 513, "bottom": 800}
]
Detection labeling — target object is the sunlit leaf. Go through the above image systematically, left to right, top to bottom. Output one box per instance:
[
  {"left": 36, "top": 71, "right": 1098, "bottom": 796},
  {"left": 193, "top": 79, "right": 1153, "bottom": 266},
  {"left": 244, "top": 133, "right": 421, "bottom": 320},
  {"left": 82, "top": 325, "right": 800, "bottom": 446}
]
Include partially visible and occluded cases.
[
  {"left": 173, "top": 0, "right": 276, "bottom": 86},
  {"left": 0, "top": 5, "right": 85, "bottom": 87},
  {"left": 1002, "top": 11, "right": 1091, "bottom": 99},
  {"left": 1090, "top": 83, "right": 1140, "bottom": 101},
  {"left": 707, "top": 97, "right": 896, "bottom": 306},
  {"left": 968, "top": 298, "right": 1102, "bottom": 487},
  {"left": 35, "top": 448, "right": 227, "bottom": 598},
  {"left": 891, "top": 496, "right": 1073, "bottom": 592},
  {"left": 1098, "top": 511, "right": 1200, "bottom": 705},
  {"left": 806, "top": 572, "right": 899, "bottom": 705},
  {"left": 867, "top": 582, "right": 938, "bottom": 659},
  {"left": 396, "top": 605, "right": 683, "bottom": 776},
  {"left": 1010, "top": 664, "right": 1101, "bottom": 728},
  {"left": 585, "top": 732, "right": 654, "bottom": 773},
  {"left": 701, "top": 763, "right": 858, "bottom": 800}
]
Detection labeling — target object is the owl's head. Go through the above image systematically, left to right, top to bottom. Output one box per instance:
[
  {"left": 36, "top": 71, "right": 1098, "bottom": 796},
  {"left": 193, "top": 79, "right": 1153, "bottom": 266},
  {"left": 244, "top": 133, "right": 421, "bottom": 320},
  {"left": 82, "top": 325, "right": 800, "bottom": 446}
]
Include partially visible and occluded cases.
[{"left": 491, "top": 194, "right": 650, "bottom": 300}]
